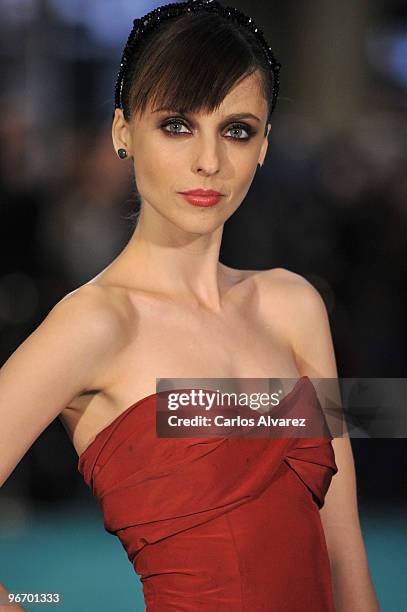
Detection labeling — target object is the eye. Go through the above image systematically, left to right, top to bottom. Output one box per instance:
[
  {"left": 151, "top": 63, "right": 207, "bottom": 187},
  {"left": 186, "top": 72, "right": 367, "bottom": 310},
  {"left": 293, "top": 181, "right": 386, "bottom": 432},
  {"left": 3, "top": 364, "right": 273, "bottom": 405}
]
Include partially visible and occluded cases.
[
  {"left": 160, "top": 117, "right": 257, "bottom": 140},
  {"left": 161, "top": 118, "right": 191, "bottom": 136},
  {"left": 225, "top": 123, "right": 255, "bottom": 140}
]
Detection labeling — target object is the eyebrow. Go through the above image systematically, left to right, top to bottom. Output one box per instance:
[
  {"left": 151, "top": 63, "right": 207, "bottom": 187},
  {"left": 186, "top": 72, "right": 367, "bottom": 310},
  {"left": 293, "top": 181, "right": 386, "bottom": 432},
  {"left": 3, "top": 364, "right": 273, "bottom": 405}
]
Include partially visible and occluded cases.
[{"left": 152, "top": 108, "right": 261, "bottom": 123}]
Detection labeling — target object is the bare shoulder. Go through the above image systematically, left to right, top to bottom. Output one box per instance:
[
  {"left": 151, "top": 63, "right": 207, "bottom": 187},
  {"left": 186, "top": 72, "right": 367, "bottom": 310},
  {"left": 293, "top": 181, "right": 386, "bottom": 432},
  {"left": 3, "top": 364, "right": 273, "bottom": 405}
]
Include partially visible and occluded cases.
[
  {"left": 222, "top": 264, "right": 326, "bottom": 323},
  {"left": 223, "top": 264, "right": 312, "bottom": 288},
  {"left": 257, "top": 266, "right": 326, "bottom": 309},
  {"left": 257, "top": 266, "right": 313, "bottom": 288},
  {"left": 254, "top": 267, "right": 331, "bottom": 351},
  {"left": 259, "top": 268, "right": 336, "bottom": 377},
  {"left": 35, "top": 282, "right": 133, "bottom": 390},
  {"left": 55, "top": 282, "right": 132, "bottom": 340}
]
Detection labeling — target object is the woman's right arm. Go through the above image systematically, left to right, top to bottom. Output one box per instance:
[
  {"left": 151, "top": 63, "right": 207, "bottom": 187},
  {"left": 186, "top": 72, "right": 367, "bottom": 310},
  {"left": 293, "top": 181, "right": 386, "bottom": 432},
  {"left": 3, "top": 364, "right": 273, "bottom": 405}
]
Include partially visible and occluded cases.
[{"left": 0, "top": 285, "right": 125, "bottom": 488}]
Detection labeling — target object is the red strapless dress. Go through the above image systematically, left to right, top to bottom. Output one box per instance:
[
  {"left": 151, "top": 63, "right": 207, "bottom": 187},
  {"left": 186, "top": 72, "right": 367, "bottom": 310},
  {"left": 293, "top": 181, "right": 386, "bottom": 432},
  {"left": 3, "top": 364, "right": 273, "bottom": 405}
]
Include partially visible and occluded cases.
[{"left": 78, "top": 376, "right": 338, "bottom": 611}]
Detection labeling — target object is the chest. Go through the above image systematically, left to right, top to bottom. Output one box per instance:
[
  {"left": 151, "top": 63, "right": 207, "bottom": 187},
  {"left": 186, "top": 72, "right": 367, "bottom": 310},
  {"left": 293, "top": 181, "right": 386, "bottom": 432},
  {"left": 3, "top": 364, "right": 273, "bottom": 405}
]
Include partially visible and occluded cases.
[
  {"left": 61, "top": 282, "right": 301, "bottom": 455},
  {"left": 108, "top": 299, "right": 298, "bottom": 390}
]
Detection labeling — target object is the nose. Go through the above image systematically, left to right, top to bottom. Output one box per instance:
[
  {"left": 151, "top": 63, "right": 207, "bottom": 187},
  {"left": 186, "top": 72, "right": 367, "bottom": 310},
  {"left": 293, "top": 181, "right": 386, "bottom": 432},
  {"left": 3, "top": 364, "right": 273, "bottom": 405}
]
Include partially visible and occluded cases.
[{"left": 192, "top": 134, "right": 221, "bottom": 176}]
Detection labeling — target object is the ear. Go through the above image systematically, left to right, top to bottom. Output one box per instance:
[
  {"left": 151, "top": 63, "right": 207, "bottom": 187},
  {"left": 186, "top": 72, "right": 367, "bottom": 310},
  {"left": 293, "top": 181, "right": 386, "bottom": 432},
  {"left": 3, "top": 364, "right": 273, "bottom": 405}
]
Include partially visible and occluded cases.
[
  {"left": 112, "top": 108, "right": 133, "bottom": 157},
  {"left": 258, "top": 123, "right": 272, "bottom": 167}
]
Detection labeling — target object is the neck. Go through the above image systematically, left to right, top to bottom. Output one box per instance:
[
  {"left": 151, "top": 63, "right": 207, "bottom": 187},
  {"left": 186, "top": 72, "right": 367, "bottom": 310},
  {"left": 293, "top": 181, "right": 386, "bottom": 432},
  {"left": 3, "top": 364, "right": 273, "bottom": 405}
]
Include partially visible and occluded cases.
[{"left": 110, "top": 205, "right": 232, "bottom": 313}]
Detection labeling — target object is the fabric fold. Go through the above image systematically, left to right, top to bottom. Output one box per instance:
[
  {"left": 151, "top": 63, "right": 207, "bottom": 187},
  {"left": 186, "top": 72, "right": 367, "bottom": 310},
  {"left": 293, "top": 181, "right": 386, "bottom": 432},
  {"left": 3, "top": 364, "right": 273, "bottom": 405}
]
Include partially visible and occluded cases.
[
  {"left": 77, "top": 376, "right": 338, "bottom": 610},
  {"left": 78, "top": 376, "right": 337, "bottom": 559}
]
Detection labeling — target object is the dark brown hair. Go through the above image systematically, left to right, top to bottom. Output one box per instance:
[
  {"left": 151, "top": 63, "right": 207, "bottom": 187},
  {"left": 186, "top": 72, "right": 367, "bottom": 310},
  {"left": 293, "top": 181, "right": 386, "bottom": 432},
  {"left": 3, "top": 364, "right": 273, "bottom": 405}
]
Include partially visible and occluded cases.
[{"left": 121, "top": 11, "right": 276, "bottom": 134}]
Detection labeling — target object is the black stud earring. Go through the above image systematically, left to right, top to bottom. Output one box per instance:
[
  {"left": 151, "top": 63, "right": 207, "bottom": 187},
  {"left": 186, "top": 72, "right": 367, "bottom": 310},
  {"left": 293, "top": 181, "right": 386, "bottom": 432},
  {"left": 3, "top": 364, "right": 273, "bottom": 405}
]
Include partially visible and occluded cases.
[
  {"left": 118, "top": 148, "right": 128, "bottom": 159},
  {"left": 257, "top": 162, "right": 262, "bottom": 169}
]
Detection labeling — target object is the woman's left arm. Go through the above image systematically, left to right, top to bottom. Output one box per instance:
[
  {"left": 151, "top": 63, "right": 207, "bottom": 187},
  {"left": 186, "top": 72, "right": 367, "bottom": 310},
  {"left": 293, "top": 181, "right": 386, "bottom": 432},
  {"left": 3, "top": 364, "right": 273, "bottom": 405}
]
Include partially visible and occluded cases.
[{"left": 286, "top": 275, "right": 381, "bottom": 612}]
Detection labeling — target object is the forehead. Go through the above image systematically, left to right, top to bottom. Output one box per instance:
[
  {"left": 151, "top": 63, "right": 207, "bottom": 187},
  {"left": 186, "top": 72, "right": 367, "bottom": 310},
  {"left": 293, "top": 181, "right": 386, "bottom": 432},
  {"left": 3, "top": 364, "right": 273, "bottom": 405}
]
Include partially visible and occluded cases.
[{"left": 216, "top": 71, "right": 267, "bottom": 115}]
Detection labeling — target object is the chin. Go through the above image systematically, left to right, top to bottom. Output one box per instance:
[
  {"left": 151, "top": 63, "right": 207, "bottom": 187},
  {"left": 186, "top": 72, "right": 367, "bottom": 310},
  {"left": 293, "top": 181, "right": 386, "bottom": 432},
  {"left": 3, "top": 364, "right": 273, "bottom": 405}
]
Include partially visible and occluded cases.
[{"left": 171, "top": 212, "right": 227, "bottom": 235}]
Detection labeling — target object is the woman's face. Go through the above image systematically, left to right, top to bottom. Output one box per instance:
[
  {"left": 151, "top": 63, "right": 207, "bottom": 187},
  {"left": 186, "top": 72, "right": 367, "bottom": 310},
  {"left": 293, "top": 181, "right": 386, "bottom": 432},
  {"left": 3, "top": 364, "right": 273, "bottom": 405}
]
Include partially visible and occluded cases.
[{"left": 112, "top": 70, "right": 271, "bottom": 234}]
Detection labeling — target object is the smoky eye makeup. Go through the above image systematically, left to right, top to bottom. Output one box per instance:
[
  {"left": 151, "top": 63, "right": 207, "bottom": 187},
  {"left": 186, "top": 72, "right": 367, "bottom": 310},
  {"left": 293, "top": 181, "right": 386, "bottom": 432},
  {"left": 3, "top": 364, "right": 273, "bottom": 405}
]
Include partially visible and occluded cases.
[{"left": 158, "top": 115, "right": 258, "bottom": 141}]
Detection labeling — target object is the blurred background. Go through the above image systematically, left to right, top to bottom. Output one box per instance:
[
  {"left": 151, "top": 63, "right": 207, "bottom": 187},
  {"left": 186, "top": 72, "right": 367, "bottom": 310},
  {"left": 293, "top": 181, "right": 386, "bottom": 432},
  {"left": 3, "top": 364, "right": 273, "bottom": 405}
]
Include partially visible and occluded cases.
[{"left": 0, "top": 0, "right": 406, "bottom": 610}]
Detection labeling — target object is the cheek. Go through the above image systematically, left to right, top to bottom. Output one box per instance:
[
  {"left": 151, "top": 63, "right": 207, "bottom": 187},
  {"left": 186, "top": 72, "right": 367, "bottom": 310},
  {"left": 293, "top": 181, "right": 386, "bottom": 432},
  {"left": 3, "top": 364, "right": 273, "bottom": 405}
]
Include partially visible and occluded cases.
[
  {"left": 134, "top": 140, "right": 177, "bottom": 191},
  {"left": 226, "top": 148, "right": 259, "bottom": 205},
  {"left": 232, "top": 148, "right": 258, "bottom": 185}
]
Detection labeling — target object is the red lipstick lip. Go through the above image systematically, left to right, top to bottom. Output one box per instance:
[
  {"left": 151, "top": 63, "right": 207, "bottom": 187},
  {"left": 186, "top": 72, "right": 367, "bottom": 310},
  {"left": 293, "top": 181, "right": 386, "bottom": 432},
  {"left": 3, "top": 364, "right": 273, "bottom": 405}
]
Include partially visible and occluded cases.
[
  {"left": 180, "top": 189, "right": 223, "bottom": 196},
  {"left": 179, "top": 191, "right": 223, "bottom": 207}
]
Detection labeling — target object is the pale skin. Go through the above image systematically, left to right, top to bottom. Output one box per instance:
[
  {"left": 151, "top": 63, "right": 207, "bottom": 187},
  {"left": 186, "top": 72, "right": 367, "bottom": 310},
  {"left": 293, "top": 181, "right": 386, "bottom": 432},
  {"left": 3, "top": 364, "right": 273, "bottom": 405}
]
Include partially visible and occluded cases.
[{"left": 0, "top": 70, "right": 379, "bottom": 611}]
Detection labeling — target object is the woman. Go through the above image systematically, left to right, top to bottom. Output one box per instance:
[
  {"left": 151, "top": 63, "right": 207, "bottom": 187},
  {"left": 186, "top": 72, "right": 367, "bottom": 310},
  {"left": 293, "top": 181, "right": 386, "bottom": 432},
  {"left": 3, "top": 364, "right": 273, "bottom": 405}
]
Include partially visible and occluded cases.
[{"left": 0, "top": 1, "right": 379, "bottom": 610}]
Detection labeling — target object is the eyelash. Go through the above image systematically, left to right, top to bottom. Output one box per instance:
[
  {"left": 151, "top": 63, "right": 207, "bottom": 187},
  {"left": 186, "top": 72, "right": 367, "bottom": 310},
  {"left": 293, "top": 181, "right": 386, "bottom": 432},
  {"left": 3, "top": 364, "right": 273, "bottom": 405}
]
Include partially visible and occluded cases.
[{"left": 160, "top": 117, "right": 256, "bottom": 141}]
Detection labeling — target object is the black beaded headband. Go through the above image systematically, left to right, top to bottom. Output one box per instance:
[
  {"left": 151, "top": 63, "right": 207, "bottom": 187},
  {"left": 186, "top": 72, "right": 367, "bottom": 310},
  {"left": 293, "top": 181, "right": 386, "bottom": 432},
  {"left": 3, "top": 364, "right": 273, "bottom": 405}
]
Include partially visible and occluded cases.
[{"left": 114, "top": 0, "right": 281, "bottom": 118}]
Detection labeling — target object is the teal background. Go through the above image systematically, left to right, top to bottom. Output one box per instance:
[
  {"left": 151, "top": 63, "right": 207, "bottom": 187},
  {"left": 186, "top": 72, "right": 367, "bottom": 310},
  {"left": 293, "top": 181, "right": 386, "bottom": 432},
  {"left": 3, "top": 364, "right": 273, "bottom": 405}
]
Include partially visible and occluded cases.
[{"left": 0, "top": 502, "right": 405, "bottom": 611}]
